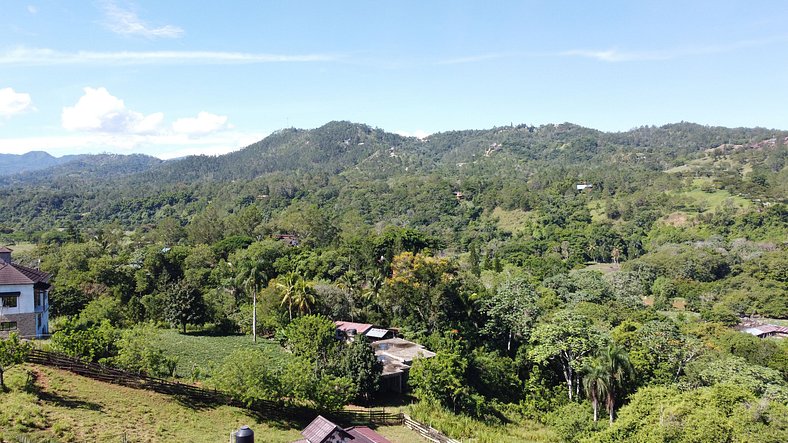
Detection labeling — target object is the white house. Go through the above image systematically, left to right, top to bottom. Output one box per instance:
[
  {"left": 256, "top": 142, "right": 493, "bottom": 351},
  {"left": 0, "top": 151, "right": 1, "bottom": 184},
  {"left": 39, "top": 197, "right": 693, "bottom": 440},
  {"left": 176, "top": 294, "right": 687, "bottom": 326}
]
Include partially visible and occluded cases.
[{"left": 0, "top": 247, "right": 50, "bottom": 338}]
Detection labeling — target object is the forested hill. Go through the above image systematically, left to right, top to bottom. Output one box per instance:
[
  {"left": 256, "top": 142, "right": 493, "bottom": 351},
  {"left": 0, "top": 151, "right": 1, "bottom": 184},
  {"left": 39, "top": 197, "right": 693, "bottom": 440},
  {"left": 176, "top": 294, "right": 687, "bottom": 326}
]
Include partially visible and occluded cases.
[
  {"left": 0, "top": 120, "right": 785, "bottom": 235},
  {"left": 0, "top": 151, "right": 85, "bottom": 176}
]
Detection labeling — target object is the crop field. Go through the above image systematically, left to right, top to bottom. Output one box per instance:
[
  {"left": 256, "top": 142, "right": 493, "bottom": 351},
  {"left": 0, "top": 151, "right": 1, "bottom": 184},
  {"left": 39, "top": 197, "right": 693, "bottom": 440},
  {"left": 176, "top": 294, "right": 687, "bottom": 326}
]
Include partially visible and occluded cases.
[{"left": 150, "top": 330, "right": 289, "bottom": 379}]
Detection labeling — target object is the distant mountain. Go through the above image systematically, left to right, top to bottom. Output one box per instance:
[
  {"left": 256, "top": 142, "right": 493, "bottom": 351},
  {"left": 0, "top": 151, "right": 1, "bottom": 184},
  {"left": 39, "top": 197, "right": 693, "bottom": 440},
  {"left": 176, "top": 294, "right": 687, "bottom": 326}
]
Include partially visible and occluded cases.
[
  {"left": 0, "top": 121, "right": 784, "bottom": 233},
  {"left": 0, "top": 151, "right": 85, "bottom": 176},
  {"left": 0, "top": 153, "right": 165, "bottom": 186}
]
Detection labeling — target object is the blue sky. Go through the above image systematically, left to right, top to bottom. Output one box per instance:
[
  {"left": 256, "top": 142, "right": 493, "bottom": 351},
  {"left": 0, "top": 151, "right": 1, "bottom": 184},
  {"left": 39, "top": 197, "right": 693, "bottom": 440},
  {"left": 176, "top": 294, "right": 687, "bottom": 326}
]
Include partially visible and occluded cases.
[{"left": 1, "top": 1, "right": 787, "bottom": 159}]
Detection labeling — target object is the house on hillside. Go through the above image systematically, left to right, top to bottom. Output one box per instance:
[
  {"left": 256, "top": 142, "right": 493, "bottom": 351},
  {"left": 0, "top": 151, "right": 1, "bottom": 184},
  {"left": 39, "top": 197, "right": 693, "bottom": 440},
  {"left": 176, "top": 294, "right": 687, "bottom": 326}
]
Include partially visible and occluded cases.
[
  {"left": 576, "top": 183, "right": 593, "bottom": 191},
  {"left": 274, "top": 234, "right": 300, "bottom": 246},
  {"left": 0, "top": 247, "right": 51, "bottom": 338},
  {"left": 335, "top": 321, "right": 393, "bottom": 342},
  {"left": 743, "top": 325, "right": 788, "bottom": 339},
  {"left": 373, "top": 338, "right": 436, "bottom": 393},
  {"left": 292, "top": 415, "right": 392, "bottom": 443}
]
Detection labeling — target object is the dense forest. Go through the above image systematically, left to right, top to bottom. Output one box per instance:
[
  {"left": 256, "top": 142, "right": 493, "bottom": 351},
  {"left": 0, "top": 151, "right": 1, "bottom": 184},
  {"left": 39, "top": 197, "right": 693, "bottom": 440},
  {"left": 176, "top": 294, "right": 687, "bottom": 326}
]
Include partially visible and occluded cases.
[{"left": 1, "top": 121, "right": 787, "bottom": 442}]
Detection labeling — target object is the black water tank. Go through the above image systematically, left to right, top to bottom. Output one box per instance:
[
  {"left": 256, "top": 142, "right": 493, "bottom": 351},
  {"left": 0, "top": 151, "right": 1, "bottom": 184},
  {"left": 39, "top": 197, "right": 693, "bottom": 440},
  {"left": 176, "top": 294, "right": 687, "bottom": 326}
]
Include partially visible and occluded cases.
[{"left": 235, "top": 425, "right": 254, "bottom": 443}]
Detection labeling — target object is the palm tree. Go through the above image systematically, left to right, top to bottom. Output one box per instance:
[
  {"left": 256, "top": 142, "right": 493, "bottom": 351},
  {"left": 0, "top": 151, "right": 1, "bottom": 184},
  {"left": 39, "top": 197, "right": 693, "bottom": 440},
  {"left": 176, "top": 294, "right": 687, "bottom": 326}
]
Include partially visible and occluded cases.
[
  {"left": 238, "top": 259, "right": 266, "bottom": 343},
  {"left": 276, "top": 272, "right": 299, "bottom": 322},
  {"left": 292, "top": 278, "right": 315, "bottom": 316},
  {"left": 599, "top": 344, "right": 633, "bottom": 424},
  {"left": 582, "top": 357, "right": 609, "bottom": 423}
]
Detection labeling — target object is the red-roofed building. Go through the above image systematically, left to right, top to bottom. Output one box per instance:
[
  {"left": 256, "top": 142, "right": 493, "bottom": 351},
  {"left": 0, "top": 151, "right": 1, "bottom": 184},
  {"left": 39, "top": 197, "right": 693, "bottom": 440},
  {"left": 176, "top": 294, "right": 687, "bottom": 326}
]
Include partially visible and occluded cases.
[
  {"left": 0, "top": 247, "right": 50, "bottom": 338},
  {"left": 292, "top": 415, "right": 393, "bottom": 443}
]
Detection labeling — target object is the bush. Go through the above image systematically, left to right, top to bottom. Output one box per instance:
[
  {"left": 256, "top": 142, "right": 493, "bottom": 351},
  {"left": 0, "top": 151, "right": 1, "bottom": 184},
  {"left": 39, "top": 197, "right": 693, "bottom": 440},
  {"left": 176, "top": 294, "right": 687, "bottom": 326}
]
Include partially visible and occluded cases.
[
  {"left": 50, "top": 319, "right": 118, "bottom": 362},
  {"left": 111, "top": 325, "right": 177, "bottom": 377}
]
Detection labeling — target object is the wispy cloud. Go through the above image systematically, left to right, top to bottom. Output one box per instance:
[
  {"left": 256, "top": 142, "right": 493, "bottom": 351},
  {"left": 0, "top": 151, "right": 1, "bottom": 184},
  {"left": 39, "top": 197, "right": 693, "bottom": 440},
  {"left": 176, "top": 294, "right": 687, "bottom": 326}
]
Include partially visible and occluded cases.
[
  {"left": 102, "top": 1, "right": 184, "bottom": 39},
  {"left": 437, "top": 35, "right": 788, "bottom": 65},
  {"left": 562, "top": 35, "right": 788, "bottom": 62},
  {"left": 0, "top": 47, "right": 340, "bottom": 66},
  {"left": 0, "top": 87, "right": 34, "bottom": 118}
]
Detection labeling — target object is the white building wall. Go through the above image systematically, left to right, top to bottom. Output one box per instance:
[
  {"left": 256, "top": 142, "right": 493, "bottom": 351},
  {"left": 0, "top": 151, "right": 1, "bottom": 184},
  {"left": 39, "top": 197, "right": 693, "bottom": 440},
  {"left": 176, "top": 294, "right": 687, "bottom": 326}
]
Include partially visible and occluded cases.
[{"left": 0, "top": 283, "right": 35, "bottom": 314}]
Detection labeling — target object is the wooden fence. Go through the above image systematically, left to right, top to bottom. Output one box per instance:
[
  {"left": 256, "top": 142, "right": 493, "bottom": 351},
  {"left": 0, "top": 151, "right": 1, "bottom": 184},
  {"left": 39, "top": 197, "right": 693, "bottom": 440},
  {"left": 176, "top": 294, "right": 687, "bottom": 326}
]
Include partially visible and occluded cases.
[
  {"left": 26, "top": 349, "right": 403, "bottom": 427},
  {"left": 403, "top": 414, "right": 462, "bottom": 443}
]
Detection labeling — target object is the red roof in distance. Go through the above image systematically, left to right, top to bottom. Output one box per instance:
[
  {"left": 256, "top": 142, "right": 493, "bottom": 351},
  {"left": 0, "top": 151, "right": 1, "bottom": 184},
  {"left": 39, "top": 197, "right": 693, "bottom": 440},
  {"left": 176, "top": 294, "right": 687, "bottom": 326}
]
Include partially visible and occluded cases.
[{"left": 335, "top": 321, "right": 373, "bottom": 335}]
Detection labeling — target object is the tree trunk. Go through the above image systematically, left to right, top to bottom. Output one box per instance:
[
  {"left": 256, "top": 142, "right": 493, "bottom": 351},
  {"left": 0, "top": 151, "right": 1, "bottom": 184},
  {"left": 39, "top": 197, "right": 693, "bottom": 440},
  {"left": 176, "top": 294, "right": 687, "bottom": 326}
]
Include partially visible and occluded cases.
[
  {"left": 252, "top": 290, "right": 257, "bottom": 343},
  {"left": 182, "top": 321, "right": 186, "bottom": 334},
  {"left": 507, "top": 331, "right": 512, "bottom": 353},
  {"left": 0, "top": 368, "right": 4, "bottom": 390},
  {"left": 607, "top": 390, "right": 615, "bottom": 424},
  {"left": 592, "top": 394, "right": 598, "bottom": 422}
]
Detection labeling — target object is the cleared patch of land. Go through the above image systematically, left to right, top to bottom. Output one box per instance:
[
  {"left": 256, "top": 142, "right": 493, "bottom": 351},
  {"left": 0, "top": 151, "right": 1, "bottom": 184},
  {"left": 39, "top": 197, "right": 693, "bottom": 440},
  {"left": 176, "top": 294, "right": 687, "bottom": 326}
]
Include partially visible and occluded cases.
[
  {"left": 491, "top": 207, "right": 534, "bottom": 234},
  {"left": 150, "top": 330, "right": 288, "bottom": 378}
]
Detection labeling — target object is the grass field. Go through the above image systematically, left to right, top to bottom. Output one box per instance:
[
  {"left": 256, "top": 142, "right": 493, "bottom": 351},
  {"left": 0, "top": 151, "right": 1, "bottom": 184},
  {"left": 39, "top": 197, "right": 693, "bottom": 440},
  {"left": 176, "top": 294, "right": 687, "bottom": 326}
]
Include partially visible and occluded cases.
[
  {"left": 491, "top": 207, "right": 534, "bottom": 234},
  {"left": 150, "top": 330, "right": 289, "bottom": 379},
  {"left": 0, "top": 365, "right": 422, "bottom": 443}
]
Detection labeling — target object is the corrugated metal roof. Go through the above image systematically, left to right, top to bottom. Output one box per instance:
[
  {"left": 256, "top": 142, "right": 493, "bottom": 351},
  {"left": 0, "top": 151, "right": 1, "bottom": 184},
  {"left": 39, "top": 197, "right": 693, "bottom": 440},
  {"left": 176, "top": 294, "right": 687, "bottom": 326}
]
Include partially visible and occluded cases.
[
  {"left": 335, "top": 321, "right": 373, "bottom": 335},
  {"left": 365, "top": 328, "right": 389, "bottom": 338},
  {"left": 300, "top": 415, "right": 344, "bottom": 442},
  {"left": 346, "top": 426, "right": 393, "bottom": 443}
]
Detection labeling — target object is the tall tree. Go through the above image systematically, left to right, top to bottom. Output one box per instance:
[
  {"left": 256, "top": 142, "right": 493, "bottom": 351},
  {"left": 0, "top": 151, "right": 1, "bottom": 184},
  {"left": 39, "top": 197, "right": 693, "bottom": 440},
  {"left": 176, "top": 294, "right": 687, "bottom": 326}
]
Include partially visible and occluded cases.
[
  {"left": 238, "top": 258, "right": 267, "bottom": 342},
  {"left": 480, "top": 277, "right": 540, "bottom": 353},
  {"left": 164, "top": 281, "right": 207, "bottom": 334},
  {"left": 530, "top": 309, "right": 602, "bottom": 401},
  {"left": 340, "top": 335, "right": 382, "bottom": 403},
  {"left": 599, "top": 344, "right": 633, "bottom": 424},
  {"left": 582, "top": 357, "right": 609, "bottom": 423}
]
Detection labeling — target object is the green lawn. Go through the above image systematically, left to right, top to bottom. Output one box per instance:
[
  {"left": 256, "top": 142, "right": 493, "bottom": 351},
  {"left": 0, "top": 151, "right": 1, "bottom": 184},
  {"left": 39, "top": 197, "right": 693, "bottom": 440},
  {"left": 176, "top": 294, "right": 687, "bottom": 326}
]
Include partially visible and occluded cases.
[
  {"left": 151, "top": 329, "right": 289, "bottom": 379},
  {"left": 0, "top": 365, "right": 417, "bottom": 443}
]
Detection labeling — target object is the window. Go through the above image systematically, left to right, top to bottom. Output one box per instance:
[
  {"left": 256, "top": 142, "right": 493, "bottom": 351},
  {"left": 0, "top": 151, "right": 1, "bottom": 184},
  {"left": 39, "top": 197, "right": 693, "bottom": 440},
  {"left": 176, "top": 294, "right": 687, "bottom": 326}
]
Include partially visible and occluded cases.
[
  {"left": 0, "top": 295, "right": 18, "bottom": 308},
  {"left": 0, "top": 321, "right": 17, "bottom": 331}
]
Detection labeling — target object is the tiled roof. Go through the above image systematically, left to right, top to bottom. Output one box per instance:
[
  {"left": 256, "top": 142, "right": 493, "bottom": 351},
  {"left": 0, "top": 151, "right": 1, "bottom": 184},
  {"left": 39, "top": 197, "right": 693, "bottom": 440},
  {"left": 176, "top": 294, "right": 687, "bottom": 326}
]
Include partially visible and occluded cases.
[
  {"left": 0, "top": 247, "right": 13, "bottom": 253},
  {"left": 0, "top": 263, "right": 34, "bottom": 285},
  {"left": 11, "top": 263, "right": 50, "bottom": 284}
]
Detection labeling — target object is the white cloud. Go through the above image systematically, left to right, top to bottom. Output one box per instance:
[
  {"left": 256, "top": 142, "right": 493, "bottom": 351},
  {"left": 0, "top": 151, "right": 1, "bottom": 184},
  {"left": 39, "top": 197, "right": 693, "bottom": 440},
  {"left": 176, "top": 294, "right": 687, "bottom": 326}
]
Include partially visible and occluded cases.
[
  {"left": 102, "top": 1, "right": 184, "bottom": 39},
  {"left": 27, "top": 5, "right": 38, "bottom": 14},
  {"left": 0, "top": 47, "right": 340, "bottom": 66},
  {"left": 0, "top": 87, "right": 34, "bottom": 117},
  {"left": 47, "top": 87, "right": 248, "bottom": 157},
  {"left": 62, "top": 87, "right": 163, "bottom": 134},
  {"left": 172, "top": 112, "right": 230, "bottom": 136},
  {"left": 395, "top": 129, "right": 430, "bottom": 139}
]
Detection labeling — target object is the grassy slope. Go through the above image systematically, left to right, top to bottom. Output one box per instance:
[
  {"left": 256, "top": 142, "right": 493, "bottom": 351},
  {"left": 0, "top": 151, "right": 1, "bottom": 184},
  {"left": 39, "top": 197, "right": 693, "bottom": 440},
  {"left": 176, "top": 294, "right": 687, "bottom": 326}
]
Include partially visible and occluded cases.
[{"left": 0, "top": 365, "right": 420, "bottom": 443}]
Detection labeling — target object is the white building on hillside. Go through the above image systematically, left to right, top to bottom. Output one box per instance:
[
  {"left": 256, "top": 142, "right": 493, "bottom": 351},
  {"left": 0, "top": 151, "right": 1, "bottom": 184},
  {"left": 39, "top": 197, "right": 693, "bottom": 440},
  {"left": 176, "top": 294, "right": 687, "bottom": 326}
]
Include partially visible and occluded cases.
[{"left": 0, "top": 247, "right": 51, "bottom": 338}]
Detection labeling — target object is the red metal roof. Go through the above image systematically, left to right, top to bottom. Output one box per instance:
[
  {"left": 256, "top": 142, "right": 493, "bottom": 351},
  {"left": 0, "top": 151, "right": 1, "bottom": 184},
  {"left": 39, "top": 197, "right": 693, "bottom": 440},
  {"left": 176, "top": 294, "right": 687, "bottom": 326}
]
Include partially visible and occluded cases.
[
  {"left": 335, "top": 321, "right": 373, "bottom": 335},
  {"left": 300, "top": 415, "right": 346, "bottom": 442},
  {"left": 346, "top": 426, "right": 394, "bottom": 443}
]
